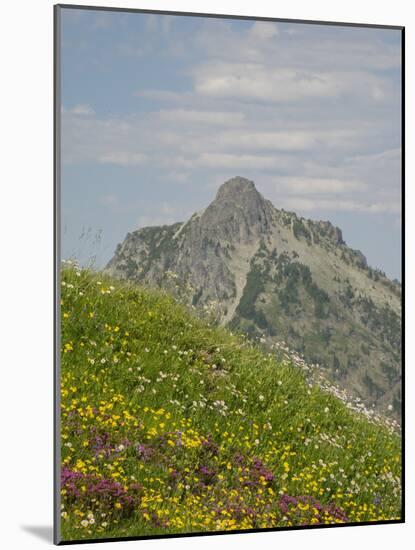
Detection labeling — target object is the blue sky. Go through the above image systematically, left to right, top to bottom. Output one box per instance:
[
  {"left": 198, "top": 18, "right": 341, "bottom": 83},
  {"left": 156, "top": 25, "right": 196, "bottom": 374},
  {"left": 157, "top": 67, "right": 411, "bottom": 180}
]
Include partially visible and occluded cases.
[{"left": 60, "top": 8, "right": 402, "bottom": 279}]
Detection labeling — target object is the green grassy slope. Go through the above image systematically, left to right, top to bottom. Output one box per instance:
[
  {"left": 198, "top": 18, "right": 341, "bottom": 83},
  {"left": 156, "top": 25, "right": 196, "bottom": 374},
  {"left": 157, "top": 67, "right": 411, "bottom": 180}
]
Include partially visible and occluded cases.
[{"left": 59, "top": 264, "right": 401, "bottom": 541}]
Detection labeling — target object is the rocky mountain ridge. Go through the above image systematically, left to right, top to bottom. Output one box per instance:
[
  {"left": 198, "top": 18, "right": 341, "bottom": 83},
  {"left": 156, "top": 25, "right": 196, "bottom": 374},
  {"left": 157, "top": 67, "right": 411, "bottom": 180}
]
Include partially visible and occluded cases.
[{"left": 106, "top": 176, "right": 401, "bottom": 417}]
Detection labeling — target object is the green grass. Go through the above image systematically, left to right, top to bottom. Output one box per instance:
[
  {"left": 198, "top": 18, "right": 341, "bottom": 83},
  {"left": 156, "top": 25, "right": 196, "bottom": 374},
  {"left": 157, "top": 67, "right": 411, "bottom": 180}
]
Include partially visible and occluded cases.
[{"left": 59, "top": 264, "right": 401, "bottom": 541}]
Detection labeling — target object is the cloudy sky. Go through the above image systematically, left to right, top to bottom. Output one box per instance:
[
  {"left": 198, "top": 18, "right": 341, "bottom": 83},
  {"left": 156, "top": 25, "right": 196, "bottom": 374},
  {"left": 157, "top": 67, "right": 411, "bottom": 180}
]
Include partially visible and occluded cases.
[{"left": 60, "top": 8, "right": 402, "bottom": 279}]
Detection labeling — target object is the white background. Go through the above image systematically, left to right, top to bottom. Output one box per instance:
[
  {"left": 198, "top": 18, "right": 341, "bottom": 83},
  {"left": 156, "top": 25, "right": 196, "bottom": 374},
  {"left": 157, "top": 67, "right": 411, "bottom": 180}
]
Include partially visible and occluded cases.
[{"left": 0, "top": 0, "right": 412, "bottom": 548}]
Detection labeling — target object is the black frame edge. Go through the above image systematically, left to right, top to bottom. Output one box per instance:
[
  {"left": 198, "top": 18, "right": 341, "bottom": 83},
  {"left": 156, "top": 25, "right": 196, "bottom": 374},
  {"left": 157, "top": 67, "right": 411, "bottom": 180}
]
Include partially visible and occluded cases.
[
  {"left": 54, "top": 3, "right": 404, "bottom": 30},
  {"left": 54, "top": 3, "right": 62, "bottom": 546},
  {"left": 400, "top": 25, "right": 405, "bottom": 524}
]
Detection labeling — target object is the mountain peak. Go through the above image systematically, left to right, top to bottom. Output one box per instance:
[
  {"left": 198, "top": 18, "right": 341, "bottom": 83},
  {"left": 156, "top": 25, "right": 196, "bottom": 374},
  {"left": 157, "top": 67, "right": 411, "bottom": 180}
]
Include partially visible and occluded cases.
[
  {"left": 192, "top": 176, "right": 274, "bottom": 245},
  {"left": 215, "top": 176, "right": 257, "bottom": 201}
]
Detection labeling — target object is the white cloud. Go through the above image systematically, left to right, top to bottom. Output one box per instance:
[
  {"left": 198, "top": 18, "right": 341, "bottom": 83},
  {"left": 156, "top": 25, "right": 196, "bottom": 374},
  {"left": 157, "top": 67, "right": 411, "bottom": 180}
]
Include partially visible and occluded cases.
[
  {"left": 61, "top": 18, "right": 400, "bottom": 225},
  {"left": 193, "top": 19, "right": 400, "bottom": 71},
  {"left": 249, "top": 21, "right": 279, "bottom": 40},
  {"left": 193, "top": 62, "right": 392, "bottom": 104},
  {"left": 194, "top": 62, "right": 341, "bottom": 102},
  {"left": 69, "top": 104, "right": 95, "bottom": 116},
  {"left": 157, "top": 109, "right": 245, "bottom": 125},
  {"left": 215, "top": 130, "right": 317, "bottom": 151},
  {"left": 346, "top": 148, "right": 401, "bottom": 164},
  {"left": 98, "top": 152, "right": 147, "bottom": 166},
  {"left": 176, "top": 152, "right": 291, "bottom": 170},
  {"left": 275, "top": 176, "right": 367, "bottom": 194},
  {"left": 278, "top": 196, "right": 400, "bottom": 214},
  {"left": 364, "top": 201, "right": 401, "bottom": 214}
]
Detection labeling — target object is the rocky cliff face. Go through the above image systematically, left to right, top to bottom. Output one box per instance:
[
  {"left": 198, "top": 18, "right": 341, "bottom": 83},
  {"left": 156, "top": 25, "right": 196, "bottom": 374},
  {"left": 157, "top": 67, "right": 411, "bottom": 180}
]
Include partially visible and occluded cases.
[{"left": 106, "top": 176, "right": 402, "bottom": 417}]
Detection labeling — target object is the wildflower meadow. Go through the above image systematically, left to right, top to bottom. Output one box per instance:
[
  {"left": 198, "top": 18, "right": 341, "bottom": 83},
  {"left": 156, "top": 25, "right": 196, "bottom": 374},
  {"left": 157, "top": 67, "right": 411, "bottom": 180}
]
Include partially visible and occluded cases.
[{"left": 59, "top": 263, "right": 401, "bottom": 541}]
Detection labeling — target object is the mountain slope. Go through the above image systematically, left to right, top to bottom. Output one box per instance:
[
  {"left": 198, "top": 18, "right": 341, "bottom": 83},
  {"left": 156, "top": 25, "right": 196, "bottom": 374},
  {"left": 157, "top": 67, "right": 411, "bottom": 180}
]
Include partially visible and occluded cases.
[
  {"left": 106, "top": 177, "right": 402, "bottom": 417},
  {"left": 60, "top": 265, "right": 401, "bottom": 541}
]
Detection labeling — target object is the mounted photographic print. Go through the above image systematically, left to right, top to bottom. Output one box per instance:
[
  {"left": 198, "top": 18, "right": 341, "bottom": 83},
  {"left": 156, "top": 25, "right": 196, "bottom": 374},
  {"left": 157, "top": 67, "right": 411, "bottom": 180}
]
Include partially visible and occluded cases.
[{"left": 54, "top": 4, "right": 404, "bottom": 544}]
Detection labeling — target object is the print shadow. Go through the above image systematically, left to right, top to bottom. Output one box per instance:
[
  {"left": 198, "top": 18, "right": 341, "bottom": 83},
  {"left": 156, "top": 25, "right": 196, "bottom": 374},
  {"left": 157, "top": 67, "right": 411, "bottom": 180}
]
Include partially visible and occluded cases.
[{"left": 21, "top": 525, "right": 53, "bottom": 543}]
